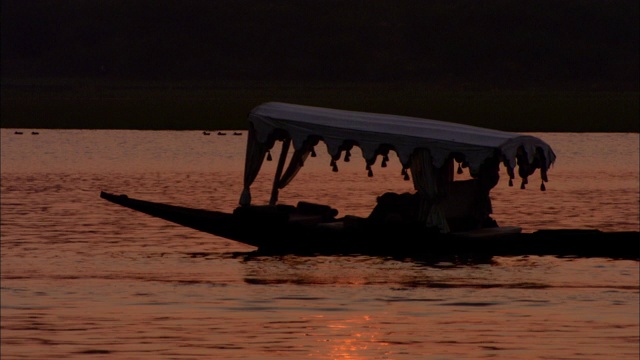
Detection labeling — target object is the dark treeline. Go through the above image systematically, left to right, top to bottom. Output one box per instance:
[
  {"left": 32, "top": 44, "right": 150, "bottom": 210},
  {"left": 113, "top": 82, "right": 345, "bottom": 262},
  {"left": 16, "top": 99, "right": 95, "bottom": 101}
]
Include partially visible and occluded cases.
[{"left": 2, "top": 0, "right": 638, "bottom": 90}]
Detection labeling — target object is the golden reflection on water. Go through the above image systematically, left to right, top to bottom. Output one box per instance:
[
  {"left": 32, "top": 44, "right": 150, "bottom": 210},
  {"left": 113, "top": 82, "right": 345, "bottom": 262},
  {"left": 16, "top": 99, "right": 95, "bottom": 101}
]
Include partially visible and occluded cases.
[{"left": 324, "top": 315, "right": 382, "bottom": 360}]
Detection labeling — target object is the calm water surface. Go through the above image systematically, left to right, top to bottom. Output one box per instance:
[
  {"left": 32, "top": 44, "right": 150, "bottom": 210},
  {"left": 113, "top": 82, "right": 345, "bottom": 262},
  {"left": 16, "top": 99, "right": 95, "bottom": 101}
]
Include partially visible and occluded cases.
[{"left": 1, "top": 129, "right": 638, "bottom": 359}]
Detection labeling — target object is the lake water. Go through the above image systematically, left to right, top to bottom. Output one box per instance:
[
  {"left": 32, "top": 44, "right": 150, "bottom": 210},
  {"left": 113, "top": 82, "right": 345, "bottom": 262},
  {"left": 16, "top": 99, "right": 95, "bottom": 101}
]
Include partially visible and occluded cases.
[{"left": 1, "top": 129, "right": 638, "bottom": 359}]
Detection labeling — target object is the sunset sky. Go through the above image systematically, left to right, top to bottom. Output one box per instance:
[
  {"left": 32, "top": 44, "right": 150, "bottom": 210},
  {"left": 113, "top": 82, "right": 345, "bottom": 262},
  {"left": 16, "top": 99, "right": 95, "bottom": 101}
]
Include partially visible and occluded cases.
[
  {"left": 2, "top": 0, "right": 638, "bottom": 89},
  {"left": 1, "top": 1, "right": 638, "bottom": 131}
]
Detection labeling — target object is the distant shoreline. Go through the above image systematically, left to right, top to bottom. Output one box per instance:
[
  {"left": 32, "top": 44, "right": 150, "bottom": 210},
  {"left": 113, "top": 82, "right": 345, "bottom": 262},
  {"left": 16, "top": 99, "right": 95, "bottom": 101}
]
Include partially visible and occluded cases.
[{"left": 1, "top": 79, "right": 638, "bottom": 132}]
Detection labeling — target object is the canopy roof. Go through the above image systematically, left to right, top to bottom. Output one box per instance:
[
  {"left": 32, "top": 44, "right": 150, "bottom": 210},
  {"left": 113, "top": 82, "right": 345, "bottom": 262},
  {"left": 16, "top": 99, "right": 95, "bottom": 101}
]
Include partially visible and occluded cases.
[{"left": 247, "top": 102, "right": 556, "bottom": 173}]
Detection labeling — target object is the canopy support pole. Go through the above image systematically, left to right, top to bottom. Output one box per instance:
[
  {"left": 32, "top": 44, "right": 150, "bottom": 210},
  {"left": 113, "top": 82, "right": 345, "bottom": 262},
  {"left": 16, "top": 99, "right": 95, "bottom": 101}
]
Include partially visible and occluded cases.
[{"left": 269, "top": 138, "right": 291, "bottom": 205}]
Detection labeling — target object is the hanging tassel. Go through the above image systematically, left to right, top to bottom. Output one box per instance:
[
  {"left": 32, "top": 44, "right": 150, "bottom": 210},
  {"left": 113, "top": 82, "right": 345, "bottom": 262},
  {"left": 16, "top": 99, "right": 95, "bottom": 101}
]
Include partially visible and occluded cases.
[
  {"left": 310, "top": 148, "right": 316, "bottom": 157},
  {"left": 266, "top": 150, "right": 272, "bottom": 161},
  {"left": 344, "top": 150, "right": 351, "bottom": 162},
  {"left": 379, "top": 153, "right": 389, "bottom": 168},
  {"left": 366, "top": 163, "right": 373, "bottom": 177},
  {"left": 457, "top": 163, "right": 463, "bottom": 174},
  {"left": 402, "top": 168, "right": 410, "bottom": 181},
  {"left": 508, "top": 178, "right": 513, "bottom": 187},
  {"left": 520, "top": 179, "right": 526, "bottom": 189},
  {"left": 540, "top": 181, "right": 546, "bottom": 191}
]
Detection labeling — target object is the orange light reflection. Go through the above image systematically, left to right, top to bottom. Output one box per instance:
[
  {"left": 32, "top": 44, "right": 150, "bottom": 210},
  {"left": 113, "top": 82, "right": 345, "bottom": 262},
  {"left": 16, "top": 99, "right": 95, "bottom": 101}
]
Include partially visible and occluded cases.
[{"left": 323, "top": 315, "right": 388, "bottom": 360}]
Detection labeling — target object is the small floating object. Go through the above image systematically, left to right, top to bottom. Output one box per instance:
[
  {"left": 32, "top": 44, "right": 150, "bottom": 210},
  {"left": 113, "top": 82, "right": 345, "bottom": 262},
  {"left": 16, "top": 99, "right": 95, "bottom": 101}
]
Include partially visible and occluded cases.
[
  {"left": 14, "top": 131, "right": 23, "bottom": 135},
  {"left": 32, "top": 131, "right": 39, "bottom": 135},
  {"left": 202, "top": 131, "right": 210, "bottom": 135},
  {"left": 217, "top": 131, "right": 227, "bottom": 136},
  {"left": 233, "top": 132, "right": 242, "bottom": 136}
]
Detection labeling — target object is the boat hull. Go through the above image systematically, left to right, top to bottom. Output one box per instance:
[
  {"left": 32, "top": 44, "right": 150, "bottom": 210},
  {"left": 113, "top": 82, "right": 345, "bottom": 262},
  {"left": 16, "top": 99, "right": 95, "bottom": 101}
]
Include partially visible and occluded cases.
[{"left": 100, "top": 192, "right": 638, "bottom": 260}]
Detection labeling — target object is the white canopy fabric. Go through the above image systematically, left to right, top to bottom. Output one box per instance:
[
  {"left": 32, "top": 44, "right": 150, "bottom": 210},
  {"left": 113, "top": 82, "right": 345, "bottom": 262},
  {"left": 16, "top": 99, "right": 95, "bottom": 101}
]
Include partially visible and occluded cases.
[
  {"left": 239, "top": 102, "right": 556, "bottom": 232},
  {"left": 247, "top": 102, "right": 556, "bottom": 172}
]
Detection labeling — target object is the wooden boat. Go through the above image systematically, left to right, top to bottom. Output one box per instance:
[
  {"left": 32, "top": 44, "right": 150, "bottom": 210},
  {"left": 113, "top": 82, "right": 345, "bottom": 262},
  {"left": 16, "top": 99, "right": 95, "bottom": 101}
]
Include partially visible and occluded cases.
[
  {"left": 100, "top": 102, "right": 638, "bottom": 260},
  {"left": 99, "top": 191, "right": 637, "bottom": 259}
]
